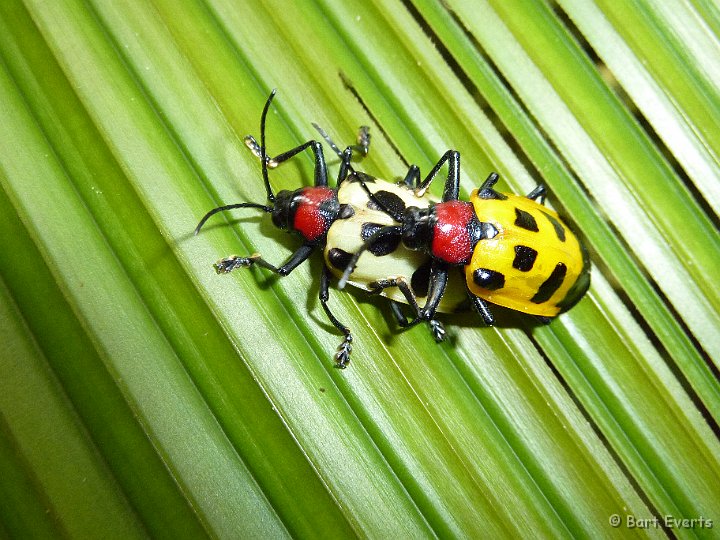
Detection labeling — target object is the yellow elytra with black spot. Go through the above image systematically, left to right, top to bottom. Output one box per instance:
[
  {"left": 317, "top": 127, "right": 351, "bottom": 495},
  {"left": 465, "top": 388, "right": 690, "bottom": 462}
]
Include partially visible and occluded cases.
[{"left": 467, "top": 189, "right": 590, "bottom": 317}]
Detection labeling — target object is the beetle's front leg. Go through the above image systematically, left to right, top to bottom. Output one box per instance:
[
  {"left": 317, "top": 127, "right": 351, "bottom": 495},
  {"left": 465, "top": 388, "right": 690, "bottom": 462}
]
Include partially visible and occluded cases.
[
  {"left": 312, "top": 124, "right": 371, "bottom": 186},
  {"left": 244, "top": 136, "right": 329, "bottom": 187},
  {"left": 526, "top": 184, "right": 546, "bottom": 204},
  {"left": 215, "top": 243, "right": 315, "bottom": 276},
  {"left": 319, "top": 265, "right": 353, "bottom": 369}
]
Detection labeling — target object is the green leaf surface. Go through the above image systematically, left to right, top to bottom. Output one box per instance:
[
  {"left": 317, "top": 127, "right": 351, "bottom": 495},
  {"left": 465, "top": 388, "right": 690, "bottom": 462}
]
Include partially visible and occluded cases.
[{"left": 1, "top": 0, "right": 718, "bottom": 538}]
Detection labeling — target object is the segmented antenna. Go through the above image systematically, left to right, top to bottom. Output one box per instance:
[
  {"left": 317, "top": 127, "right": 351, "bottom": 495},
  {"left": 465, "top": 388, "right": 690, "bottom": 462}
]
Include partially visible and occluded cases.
[
  {"left": 260, "top": 89, "right": 277, "bottom": 202},
  {"left": 312, "top": 123, "right": 343, "bottom": 158},
  {"left": 194, "top": 202, "right": 272, "bottom": 236}
]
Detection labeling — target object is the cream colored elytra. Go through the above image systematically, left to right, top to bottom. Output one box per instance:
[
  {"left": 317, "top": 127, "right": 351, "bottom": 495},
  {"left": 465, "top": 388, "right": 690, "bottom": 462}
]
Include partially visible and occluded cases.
[{"left": 324, "top": 178, "right": 467, "bottom": 312}]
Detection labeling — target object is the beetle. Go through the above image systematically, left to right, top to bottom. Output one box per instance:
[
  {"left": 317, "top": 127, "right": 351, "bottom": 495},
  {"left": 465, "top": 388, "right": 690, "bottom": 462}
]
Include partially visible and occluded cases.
[
  {"left": 195, "top": 91, "right": 460, "bottom": 367},
  {"left": 339, "top": 150, "right": 591, "bottom": 328},
  {"left": 321, "top": 170, "right": 467, "bottom": 338}
]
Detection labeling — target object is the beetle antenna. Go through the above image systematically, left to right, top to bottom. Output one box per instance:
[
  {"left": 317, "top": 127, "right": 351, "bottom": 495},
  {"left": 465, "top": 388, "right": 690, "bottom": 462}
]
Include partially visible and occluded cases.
[
  {"left": 260, "top": 89, "right": 277, "bottom": 203},
  {"left": 312, "top": 122, "right": 359, "bottom": 179},
  {"left": 312, "top": 123, "right": 343, "bottom": 158},
  {"left": 194, "top": 202, "right": 272, "bottom": 236},
  {"left": 338, "top": 225, "right": 402, "bottom": 289}
]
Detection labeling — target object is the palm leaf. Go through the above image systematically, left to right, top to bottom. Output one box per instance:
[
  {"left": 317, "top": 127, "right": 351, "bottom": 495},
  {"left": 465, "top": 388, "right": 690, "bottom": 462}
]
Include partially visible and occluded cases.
[{"left": 1, "top": 0, "right": 718, "bottom": 537}]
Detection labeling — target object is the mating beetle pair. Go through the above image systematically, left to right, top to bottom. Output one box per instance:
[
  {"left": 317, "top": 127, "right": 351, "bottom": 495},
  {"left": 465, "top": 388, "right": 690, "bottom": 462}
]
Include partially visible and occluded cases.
[
  {"left": 195, "top": 91, "right": 590, "bottom": 368},
  {"left": 339, "top": 152, "right": 591, "bottom": 326}
]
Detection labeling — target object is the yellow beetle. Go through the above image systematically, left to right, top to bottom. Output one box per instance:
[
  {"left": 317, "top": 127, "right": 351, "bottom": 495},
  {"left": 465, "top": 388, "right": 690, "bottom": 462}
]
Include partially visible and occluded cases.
[
  {"left": 340, "top": 150, "right": 590, "bottom": 326},
  {"left": 467, "top": 189, "right": 590, "bottom": 318}
]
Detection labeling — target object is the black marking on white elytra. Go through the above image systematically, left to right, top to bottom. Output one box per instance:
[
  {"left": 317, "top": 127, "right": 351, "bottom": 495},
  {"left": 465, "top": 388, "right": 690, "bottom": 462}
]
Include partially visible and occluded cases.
[
  {"left": 348, "top": 171, "right": 376, "bottom": 184},
  {"left": 367, "top": 190, "right": 407, "bottom": 216},
  {"left": 338, "top": 204, "right": 355, "bottom": 219},
  {"left": 514, "top": 208, "right": 539, "bottom": 232},
  {"left": 542, "top": 211, "right": 566, "bottom": 242},
  {"left": 361, "top": 222, "right": 402, "bottom": 256},
  {"left": 513, "top": 245, "right": 538, "bottom": 272},
  {"left": 328, "top": 248, "right": 353, "bottom": 271},
  {"left": 410, "top": 260, "right": 432, "bottom": 298},
  {"left": 531, "top": 262, "right": 567, "bottom": 304},
  {"left": 473, "top": 268, "right": 506, "bottom": 290}
]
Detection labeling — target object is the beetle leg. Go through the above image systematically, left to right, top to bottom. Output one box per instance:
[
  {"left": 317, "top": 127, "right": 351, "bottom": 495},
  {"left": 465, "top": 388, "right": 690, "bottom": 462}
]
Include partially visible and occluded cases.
[
  {"left": 312, "top": 124, "right": 370, "bottom": 186},
  {"left": 353, "top": 125, "right": 371, "bottom": 157},
  {"left": 337, "top": 127, "right": 370, "bottom": 184},
  {"left": 244, "top": 135, "right": 280, "bottom": 168},
  {"left": 244, "top": 136, "right": 329, "bottom": 187},
  {"left": 282, "top": 141, "right": 329, "bottom": 187},
  {"left": 337, "top": 147, "right": 354, "bottom": 185},
  {"left": 415, "top": 150, "right": 460, "bottom": 201},
  {"left": 402, "top": 164, "right": 421, "bottom": 188},
  {"left": 477, "top": 172, "right": 507, "bottom": 200},
  {"left": 526, "top": 184, "right": 547, "bottom": 204},
  {"left": 215, "top": 243, "right": 315, "bottom": 276},
  {"left": 418, "top": 260, "right": 450, "bottom": 322},
  {"left": 371, "top": 261, "right": 449, "bottom": 336},
  {"left": 320, "top": 266, "right": 353, "bottom": 369},
  {"left": 367, "top": 277, "right": 396, "bottom": 296},
  {"left": 368, "top": 278, "right": 422, "bottom": 315},
  {"left": 369, "top": 278, "right": 447, "bottom": 342},
  {"left": 467, "top": 291, "right": 495, "bottom": 326},
  {"left": 387, "top": 301, "right": 413, "bottom": 327}
]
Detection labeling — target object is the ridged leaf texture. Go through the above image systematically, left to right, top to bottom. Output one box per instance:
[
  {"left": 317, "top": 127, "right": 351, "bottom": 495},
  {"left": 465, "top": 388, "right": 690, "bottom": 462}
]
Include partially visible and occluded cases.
[{"left": 1, "top": 0, "right": 718, "bottom": 538}]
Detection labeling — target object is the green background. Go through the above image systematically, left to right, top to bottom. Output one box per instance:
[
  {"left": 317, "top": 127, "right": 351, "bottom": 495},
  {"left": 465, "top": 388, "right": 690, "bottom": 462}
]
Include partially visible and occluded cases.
[{"left": 0, "top": 0, "right": 718, "bottom": 537}]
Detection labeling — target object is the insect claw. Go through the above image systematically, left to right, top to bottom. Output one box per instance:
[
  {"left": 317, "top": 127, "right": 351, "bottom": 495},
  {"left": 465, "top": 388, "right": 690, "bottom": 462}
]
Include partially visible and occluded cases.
[
  {"left": 243, "top": 135, "right": 278, "bottom": 168},
  {"left": 214, "top": 254, "right": 259, "bottom": 274},
  {"left": 214, "top": 256, "right": 239, "bottom": 274},
  {"left": 367, "top": 281, "right": 384, "bottom": 295},
  {"left": 429, "top": 320, "right": 446, "bottom": 342},
  {"left": 333, "top": 335, "right": 353, "bottom": 369}
]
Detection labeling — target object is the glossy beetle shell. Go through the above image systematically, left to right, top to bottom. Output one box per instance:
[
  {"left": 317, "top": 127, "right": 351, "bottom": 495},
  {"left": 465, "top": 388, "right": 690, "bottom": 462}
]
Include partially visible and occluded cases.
[{"left": 466, "top": 190, "right": 590, "bottom": 317}]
